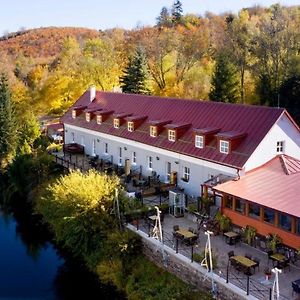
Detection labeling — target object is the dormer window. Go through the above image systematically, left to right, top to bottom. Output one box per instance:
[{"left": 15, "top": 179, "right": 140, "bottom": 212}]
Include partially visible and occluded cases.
[
  {"left": 72, "top": 110, "right": 76, "bottom": 119},
  {"left": 86, "top": 112, "right": 90, "bottom": 122},
  {"left": 96, "top": 115, "right": 102, "bottom": 124},
  {"left": 114, "top": 118, "right": 120, "bottom": 129},
  {"left": 128, "top": 121, "right": 134, "bottom": 132},
  {"left": 150, "top": 126, "right": 157, "bottom": 137},
  {"left": 168, "top": 130, "right": 176, "bottom": 142},
  {"left": 195, "top": 135, "right": 204, "bottom": 148},
  {"left": 220, "top": 140, "right": 229, "bottom": 154},
  {"left": 277, "top": 141, "right": 284, "bottom": 153}
]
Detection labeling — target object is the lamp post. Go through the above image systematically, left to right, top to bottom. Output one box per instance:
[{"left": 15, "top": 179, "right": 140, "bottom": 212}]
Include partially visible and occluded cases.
[
  {"left": 201, "top": 230, "right": 216, "bottom": 298},
  {"left": 271, "top": 267, "right": 282, "bottom": 300}
]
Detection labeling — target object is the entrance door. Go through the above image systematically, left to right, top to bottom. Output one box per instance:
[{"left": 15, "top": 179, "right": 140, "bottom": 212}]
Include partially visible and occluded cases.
[
  {"left": 92, "top": 139, "right": 96, "bottom": 156},
  {"left": 118, "top": 147, "right": 122, "bottom": 165},
  {"left": 125, "top": 159, "right": 131, "bottom": 176},
  {"left": 166, "top": 162, "right": 171, "bottom": 182}
]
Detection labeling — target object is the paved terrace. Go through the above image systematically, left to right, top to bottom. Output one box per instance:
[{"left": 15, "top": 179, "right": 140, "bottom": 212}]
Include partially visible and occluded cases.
[
  {"left": 51, "top": 151, "right": 300, "bottom": 299},
  {"left": 129, "top": 214, "right": 300, "bottom": 300}
]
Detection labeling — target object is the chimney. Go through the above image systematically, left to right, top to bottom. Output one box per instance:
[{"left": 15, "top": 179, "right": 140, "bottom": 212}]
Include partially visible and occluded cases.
[
  {"left": 89, "top": 85, "right": 96, "bottom": 102},
  {"left": 112, "top": 86, "right": 122, "bottom": 93}
]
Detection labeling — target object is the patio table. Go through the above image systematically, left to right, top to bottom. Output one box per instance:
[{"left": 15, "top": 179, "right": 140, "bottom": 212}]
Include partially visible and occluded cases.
[
  {"left": 177, "top": 228, "right": 197, "bottom": 239},
  {"left": 224, "top": 231, "right": 238, "bottom": 245},
  {"left": 270, "top": 253, "right": 285, "bottom": 263},
  {"left": 231, "top": 255, "right": 257, "bottom": 275}
]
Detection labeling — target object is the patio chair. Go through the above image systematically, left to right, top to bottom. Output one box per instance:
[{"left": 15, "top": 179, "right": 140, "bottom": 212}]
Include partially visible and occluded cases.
[
  {"left": 173, "top": 225, "right": 179, "bottom": 232},
  {"left": 188, "top": 227, "right": 197, "bottom": 234},
  {"left": 234, "top": 234, "right": 242, "bottom": 247},
  {"left": 259, "top": 240, "right": 267, "bottom": 252},
  {"left": 228, "top": 250, "right": 235, "bottom": 262},
  {"left": 267, "top": 250, "right": 274, "bottom": 265},
  {"left": 245, "top": 253, "right": 252, "bottom": 260},
  {"left": 252, "top": 257, "right": 260, "bottom": 272},
  {"left": 277, "top": 257, "right": 291, "bottom": 272},
  {"left": 292, "top": 281, "right": 300, "bottom": 296}
]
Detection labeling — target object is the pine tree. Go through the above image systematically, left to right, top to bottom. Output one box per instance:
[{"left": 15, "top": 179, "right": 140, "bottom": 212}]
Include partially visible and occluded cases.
[
  {"left": 171, "top": 0, "right": 183, "bottom": 25},
  {"left": 156, "top": 7, "right": 172, "bottom": 27},
  {"left": 119, "top": 48, "right": 150, "bottom": 95},
  {"left": 209, "top": 53, "right": 240, "bottom": 103},
  {"left": 0, "top": 74, "right": 18, "bottom": 168}
]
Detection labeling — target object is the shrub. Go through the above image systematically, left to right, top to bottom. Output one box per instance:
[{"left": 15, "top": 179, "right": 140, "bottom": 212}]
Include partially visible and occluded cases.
[{"left": 193, "top": 250, "right": 218, "bottom": 270}]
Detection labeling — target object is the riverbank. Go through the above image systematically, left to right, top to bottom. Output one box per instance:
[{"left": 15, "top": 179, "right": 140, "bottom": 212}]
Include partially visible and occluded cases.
[
  {"left": 1, "top": 152, "right": 212, "bottom": 299},
  {"left": 0, "top": 195, "right": 123, "bottom": 299}
]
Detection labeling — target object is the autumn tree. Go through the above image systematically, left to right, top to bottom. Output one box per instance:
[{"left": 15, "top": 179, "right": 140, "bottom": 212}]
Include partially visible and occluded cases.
[
  {"left": 252, "top": 4, "right": 297, "bottom": 106},
  {"left": 226, "top": 10, "right": 256, "bottom": 103},
  {"left": 175, "top": 23, "right": 209, "bottom": 84},
  {"left": 140, "top": 28, "right": 176, "bottom": 92},
  {"left": 82, "top": 38, "right": 122, "bottom": 91},
  {"left": 120, "top": 47, "right": 150, "bottom": 95},
  {"left": 209, "top": 53, "right": 240, "bottom": 103},
  {"left": 0, "top": 74, "right": 18, "bottom": 168},
  {"left": 36, "top": 170, "right": 121, "bottom": 267}
]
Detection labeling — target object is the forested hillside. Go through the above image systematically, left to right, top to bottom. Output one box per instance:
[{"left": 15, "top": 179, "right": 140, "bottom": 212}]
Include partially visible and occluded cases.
[{"left": 0, "top": 3, "right": 300, "bottom": 124}]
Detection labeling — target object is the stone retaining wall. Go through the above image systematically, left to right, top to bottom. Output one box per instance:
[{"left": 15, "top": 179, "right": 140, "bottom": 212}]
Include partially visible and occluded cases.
[{"left": 128, "top": 224, "right": 257, "bottom": 300}]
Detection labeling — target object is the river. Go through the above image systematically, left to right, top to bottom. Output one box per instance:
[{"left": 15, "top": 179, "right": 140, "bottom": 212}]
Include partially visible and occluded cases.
[{"left": 0, "top": 203, "right": 123, "bottom": 299}]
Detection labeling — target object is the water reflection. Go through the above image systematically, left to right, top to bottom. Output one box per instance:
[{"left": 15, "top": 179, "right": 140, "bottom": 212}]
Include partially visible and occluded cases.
[{"left": 0, "top": 196, "right": 123, "bottom": 299}]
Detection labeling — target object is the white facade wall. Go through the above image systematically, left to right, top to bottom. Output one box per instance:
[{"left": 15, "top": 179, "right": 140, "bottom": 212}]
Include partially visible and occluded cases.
[
  {"left": 245, "top": 114, "right": 300, "bottom": 172},
  {"left": 64, "top": 124, "right": 237, "bottom": 197}
]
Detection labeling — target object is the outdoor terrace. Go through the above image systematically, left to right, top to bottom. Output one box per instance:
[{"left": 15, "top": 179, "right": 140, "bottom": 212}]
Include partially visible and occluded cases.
[
  {"left": 50, "top": 150, "right": 300, "bottom": 299},
  {"left": 129, "top": 213, "right": 300, "bottom": 300}
]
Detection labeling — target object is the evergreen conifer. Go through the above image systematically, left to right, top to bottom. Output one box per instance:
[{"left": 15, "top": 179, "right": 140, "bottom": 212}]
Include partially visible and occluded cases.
[
  {"left": 120, "top": 48, "right": 150, "bottom": 95},
  {"left": 209, "top": 53, "right": 240, "bottom": 103}
]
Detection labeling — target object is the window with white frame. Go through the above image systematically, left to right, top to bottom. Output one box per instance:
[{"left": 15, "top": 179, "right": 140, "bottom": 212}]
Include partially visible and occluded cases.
[
  {"left": 72, "top": 110, "right": 76, "bottom": 119},
  {"left": 86, "top": 112, "right": 90, "bottom": 122},
  {"left": 96, "top": 115, "right": 102, "bottom": 124},
  {"left": 114, "top": 118, "right": 120, "bottom": 129},
  {"left": 128, "top": 121, "right": 134, "bottom": 132},
  {"left": 150, "top": 126, "right": 157, "bottom": 137},
  {"left": 168, "top": 130, "right": 176, "bottom": 142},
  {"left": 195, "top": 135, "right": 204, "bottom": 148},
  {"left": 220, "top": 140, "right": 229, "bottom": 154},
  {"left": 276, "top": 141, "right": 284, "bottom": 153},
  {"left": 104, "top": 143, "right": 108, "bottom": 154},
  {"left": 132, "top": 151, "right": 136, "bottom": 164},
  {"left": 148, "top": 156, "right": 153, "bottom": 169},
  {"left": 182, "top": 166, "right": 190, "bottom": 182}
]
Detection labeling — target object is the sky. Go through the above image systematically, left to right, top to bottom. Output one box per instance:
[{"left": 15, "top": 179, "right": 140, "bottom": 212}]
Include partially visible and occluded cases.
[{"left": 1, "top": 0, "right": 300, "bottom": 35}]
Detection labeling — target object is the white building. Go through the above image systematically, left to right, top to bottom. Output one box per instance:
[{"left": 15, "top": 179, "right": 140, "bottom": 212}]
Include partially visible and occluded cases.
[{"left": 61, "top": 87, "right": 300, "bottom": 198}]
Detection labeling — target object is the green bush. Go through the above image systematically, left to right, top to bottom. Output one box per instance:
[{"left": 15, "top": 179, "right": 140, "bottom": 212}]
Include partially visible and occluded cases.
[
  {"left": 46, "top": 143, "right": 62, "bottom": 153},
  {"left": 193, "top": 251, "right": 218, "bottom": 270}
]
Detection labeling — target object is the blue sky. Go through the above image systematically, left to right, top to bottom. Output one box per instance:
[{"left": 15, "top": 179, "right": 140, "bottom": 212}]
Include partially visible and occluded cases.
[{"left": 1, "top": 0, "right": 300, "bottom": 34}]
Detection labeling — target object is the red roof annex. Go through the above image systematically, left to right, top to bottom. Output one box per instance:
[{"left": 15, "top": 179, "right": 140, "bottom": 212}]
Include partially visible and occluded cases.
[
  {"left": 61, "top": 91, "right": 286, "bottom": 169},
  {"left": 214, "top": 155, "right": 300, "bottom": 218}
]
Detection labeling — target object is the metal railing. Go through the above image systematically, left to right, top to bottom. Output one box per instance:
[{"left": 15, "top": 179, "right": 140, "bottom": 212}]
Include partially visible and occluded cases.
[{"left": 128, "top": 217, "right": 291, "bottom": 300}]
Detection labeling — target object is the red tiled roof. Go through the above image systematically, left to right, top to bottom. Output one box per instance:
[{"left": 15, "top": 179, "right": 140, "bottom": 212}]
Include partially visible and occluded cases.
[
  {"left": 61, "top": 91, "right": 286, "bottom": 169},
  {"left": 46, "top": 123, "right": 63, "bottom": 131},
  {"left": 165, "top": 123, "right": 191, "bottom": 130},
  {"left": 193, "top": 127, "right": 221, "bottom": 135},
  {"left": 215, "top": 131, "right": 247, "bottom": 140},
  {"left": 213, "top": 155, "right": 300, "bottom": 217}
]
